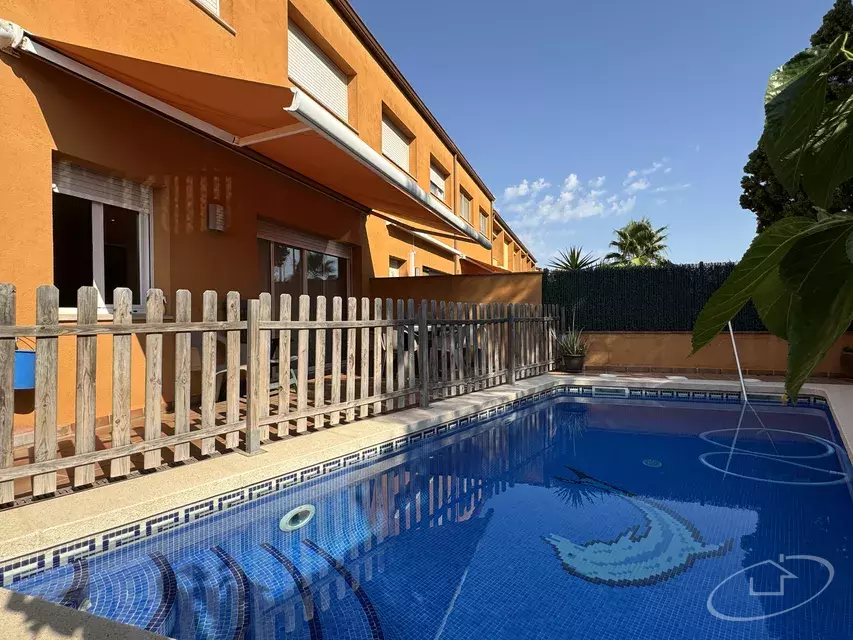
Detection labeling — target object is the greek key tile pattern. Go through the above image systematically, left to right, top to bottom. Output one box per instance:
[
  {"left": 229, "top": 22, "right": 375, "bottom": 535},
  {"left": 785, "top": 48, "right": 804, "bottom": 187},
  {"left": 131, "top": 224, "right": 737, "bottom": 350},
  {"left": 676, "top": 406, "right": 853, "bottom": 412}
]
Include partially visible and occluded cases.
[{"left": 0, "top": 384, "right": 828, "bottom": 587}]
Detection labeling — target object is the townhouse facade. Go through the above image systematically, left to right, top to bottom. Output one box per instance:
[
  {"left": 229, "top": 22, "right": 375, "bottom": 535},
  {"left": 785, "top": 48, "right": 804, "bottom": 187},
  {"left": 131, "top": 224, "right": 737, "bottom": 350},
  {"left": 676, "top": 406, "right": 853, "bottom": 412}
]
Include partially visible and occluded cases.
[{"left": 0, "top": 0, "right": 535, "bottom": 429}]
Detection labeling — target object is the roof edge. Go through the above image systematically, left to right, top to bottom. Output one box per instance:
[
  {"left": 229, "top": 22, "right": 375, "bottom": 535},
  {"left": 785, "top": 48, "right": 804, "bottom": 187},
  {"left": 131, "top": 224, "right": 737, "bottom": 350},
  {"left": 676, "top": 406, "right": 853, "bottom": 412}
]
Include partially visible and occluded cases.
[
  {"left": 328, "top": 0, "right": 495, "bottom": 202},
  {"left": 494, "top": 210, "right": 536, "bottom": 262}
]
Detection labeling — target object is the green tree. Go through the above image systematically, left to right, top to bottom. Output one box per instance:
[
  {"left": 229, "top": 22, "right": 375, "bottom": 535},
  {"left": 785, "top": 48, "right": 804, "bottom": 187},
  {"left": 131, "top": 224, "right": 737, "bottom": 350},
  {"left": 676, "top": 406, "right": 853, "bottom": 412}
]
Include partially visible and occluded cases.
[
  {"left": 740, "top": 0, "right": 853, "bottom": 232},
  {"left": 694, "top": 31, "right": 853, "bottom": 398},
  {"left": 604, "top": 218, "right": 669, "bottom": 266},
  {"left": 548, "top": 246, "right": 598, "bottom": 270}
]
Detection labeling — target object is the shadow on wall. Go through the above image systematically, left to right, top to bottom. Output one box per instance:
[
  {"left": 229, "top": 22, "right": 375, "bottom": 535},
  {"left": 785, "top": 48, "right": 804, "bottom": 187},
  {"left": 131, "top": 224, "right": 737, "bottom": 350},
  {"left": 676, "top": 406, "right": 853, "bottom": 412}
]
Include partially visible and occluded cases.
[{"left": 369, "top": 273, "right": 542, "bottom": 304}]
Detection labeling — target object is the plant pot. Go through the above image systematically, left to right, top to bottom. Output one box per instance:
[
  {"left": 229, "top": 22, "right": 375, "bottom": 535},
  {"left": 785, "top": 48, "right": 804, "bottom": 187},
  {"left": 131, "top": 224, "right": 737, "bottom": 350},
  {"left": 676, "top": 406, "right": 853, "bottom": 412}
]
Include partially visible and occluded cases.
[
  {"left": 841, "top": 351, "right": 853, "bottom": 377},
  {"left": 562, "top": 355, "right": 585, "bottom": 373}
]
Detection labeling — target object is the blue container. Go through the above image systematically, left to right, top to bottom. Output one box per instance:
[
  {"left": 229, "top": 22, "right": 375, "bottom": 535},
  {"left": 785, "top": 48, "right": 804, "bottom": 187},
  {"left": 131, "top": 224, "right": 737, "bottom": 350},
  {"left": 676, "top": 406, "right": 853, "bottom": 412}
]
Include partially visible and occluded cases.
[{"left": 14, "top": 350, "right": 35, "bottom": 390}]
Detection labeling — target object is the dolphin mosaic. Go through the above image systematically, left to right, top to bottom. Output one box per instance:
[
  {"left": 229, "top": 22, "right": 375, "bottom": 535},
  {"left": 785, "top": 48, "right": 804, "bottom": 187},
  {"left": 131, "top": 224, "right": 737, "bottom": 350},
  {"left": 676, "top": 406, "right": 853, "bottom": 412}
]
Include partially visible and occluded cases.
[{"left": 545, "top": 468, "right": 733, "bottom": 587}]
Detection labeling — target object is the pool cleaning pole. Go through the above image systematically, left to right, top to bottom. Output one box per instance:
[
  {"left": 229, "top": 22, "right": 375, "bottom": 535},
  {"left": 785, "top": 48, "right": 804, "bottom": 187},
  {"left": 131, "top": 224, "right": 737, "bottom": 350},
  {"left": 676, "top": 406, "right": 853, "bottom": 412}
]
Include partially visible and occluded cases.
[
  {"left": 724, "top": 321, "right": 748, "bottom": 477},
  {"left": 727, "top": 321, "right": 748, "bottom": 403}
]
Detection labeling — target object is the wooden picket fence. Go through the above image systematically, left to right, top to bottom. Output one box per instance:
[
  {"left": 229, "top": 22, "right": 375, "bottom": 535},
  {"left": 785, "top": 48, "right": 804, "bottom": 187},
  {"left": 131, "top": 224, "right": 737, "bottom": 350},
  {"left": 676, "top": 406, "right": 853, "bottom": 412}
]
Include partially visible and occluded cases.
[{"left": 0, "top": 283, "right": 556, "bottom": 504}]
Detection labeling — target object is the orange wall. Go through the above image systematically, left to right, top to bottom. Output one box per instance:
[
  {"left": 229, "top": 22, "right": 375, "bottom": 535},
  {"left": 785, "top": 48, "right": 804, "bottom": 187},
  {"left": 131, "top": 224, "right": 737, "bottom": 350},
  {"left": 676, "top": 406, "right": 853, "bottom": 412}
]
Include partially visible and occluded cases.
[
  {"left": 0, "top": 0, "right": 287, "bottom": 84},
  {"left": 1, "top": 56, "right": 370, "bottom": 430},
  {"left": 370, "top": 273, "right": 543, "bottom": 305},
  {"left": 584, "top": 332, "right": 853, "bottom": 376}
]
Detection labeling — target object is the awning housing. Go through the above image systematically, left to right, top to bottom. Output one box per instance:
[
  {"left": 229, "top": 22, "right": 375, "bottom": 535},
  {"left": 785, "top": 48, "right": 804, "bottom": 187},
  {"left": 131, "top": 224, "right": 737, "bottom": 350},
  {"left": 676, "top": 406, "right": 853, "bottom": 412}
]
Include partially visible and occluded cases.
[{"left": 3, "top": 26, "right": 489, "bottom": 248}]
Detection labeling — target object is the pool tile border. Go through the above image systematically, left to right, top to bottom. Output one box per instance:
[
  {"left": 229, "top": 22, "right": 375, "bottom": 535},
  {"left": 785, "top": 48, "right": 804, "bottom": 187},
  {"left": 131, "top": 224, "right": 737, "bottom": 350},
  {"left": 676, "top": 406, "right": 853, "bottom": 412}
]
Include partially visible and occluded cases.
[{"left": 0, "top": 384, "right": 829, "bottom": 587}]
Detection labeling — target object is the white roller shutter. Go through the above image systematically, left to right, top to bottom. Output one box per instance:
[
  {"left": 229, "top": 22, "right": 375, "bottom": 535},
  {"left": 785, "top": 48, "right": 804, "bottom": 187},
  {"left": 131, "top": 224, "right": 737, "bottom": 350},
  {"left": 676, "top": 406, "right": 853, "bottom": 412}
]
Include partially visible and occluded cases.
[
  {"left": 195, "top": 0, "right": 220, "bottom": 16},
  {"left": 288, "top": 23, "right": 349, "bottom": 122},
  {"left": 381, "top": 116, "right": 411, "bottom": 173},
  {"left": 52, "top": 159, "right": 153, "bottom": 214},
  {"left": 429, "top": 164, "right": 446, "bottom": 200},
  {"left": 459, "top": 191, "right": 471, "bottom": 222},
  {"left": 257, "top": 219, "right": 351, "bottom": 260}
]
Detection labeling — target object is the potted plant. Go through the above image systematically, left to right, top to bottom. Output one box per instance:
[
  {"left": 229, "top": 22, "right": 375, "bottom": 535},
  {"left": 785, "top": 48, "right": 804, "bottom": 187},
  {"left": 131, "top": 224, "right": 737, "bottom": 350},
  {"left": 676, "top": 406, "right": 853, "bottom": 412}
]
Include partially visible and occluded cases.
[
  {"left": 557, "top": 327, "right": 589, "bottom": 373},
  {"left": 841, "top": 346, "right": 853, "bottom": 377}
]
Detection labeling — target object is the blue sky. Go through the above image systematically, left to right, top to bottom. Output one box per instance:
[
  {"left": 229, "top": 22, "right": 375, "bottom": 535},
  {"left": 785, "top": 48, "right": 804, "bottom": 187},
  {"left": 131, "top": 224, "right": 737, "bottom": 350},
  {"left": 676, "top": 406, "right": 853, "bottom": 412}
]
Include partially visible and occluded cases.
[{"left": 350, "top": 0, "right": 833, "bottom": 265}]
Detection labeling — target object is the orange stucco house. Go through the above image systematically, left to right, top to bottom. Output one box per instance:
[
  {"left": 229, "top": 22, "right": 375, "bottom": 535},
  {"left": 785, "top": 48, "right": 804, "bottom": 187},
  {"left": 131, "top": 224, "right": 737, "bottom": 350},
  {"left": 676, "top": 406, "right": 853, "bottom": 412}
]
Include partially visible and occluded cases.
[{"left": 0, "top": 0, "right": 535, "bottom": 432}]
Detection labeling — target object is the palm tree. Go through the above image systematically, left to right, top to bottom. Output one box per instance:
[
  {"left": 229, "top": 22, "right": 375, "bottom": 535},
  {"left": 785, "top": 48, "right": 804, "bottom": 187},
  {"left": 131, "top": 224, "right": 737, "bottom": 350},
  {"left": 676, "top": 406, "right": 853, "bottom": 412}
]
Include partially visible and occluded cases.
[
  {"left": 604, "top": 218, "right": 668, "bottom": 266},
  {"left": 548, "top": 246, "right": 598, "bottom": 270}
]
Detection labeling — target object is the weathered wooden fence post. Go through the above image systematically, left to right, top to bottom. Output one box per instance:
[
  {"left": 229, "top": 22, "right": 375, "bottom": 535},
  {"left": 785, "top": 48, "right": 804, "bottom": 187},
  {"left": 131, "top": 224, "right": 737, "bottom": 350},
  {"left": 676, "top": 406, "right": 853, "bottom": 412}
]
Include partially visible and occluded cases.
[
  {"left": 0, "top": 284, "right": 15, "bottom": 504},
  {"left": 33, "top": 285, "right": 58, "bottom": 495},
  {"left": 76, "top": 286, "right": 98, "bottom": 484},
  {"left": 111, "top": 287, "right": 133, "bottom": 475},
  {"left": 245, "top": 298, "right": 261, "bottom": 455},
  {"left": 418, "top": 300, "right": 429, "bottom": 408},
  {"left": 506, "top": 303, "right": 515, "bottom": 384}
]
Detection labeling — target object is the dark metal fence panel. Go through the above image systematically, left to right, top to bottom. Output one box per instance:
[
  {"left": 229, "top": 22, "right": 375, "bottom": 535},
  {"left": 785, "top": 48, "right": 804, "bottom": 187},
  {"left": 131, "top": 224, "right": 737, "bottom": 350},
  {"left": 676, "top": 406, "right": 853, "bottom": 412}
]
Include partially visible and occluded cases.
[{"left": 542, "top": 263, "right": 765, "bottom": 332}]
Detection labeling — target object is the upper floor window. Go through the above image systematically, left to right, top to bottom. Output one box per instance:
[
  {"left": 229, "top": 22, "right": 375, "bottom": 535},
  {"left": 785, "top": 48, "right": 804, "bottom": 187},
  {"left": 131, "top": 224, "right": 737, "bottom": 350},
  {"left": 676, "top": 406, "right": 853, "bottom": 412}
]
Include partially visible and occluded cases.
[
  {"left": 288, "top": 23, "right": 349, "bottom": 122},
  {"left": 381, "top": 114, "right": 412, "bottom": 174},
  {"left": 52, "top": 160, "right": 152, "bottom": 312},
  {"left": 429, "top": 163, "right": 447, "bottom": 201},
  {"left": 459, "top": 190, "right": 472, "bottom": 222},
  {"left": 479, "top": 209, "right": 489, "bottom": 237}
]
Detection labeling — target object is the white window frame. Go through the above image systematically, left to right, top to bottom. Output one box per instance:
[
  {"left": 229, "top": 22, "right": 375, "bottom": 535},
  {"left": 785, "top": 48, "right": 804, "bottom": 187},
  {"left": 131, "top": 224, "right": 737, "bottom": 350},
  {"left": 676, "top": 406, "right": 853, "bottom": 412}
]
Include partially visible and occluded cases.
[
  {"left": 381, "top": 115, "right": 412, "bottom": 174},
  {"left": 429, "top": 164, "right": 447, "bottom": 201},
  {"left": 53, "top": 189, "right": 152, "bottom": 317},
  {"left": 459, "top": 190, "right": 472, "bottom": 222},
  {"left": 479, "top": 209, "right": 489, "bottom": 237}
]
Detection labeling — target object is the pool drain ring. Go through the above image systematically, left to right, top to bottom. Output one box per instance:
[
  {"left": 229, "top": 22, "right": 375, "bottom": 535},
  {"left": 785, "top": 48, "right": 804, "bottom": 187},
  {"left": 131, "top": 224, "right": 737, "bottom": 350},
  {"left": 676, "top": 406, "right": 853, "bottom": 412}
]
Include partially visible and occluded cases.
[
  {"left": 643, "top": 459, "right": 662, "bottom": 468},
  {"left": 280, "top": 505, "right": 316, "bottom": 532}
]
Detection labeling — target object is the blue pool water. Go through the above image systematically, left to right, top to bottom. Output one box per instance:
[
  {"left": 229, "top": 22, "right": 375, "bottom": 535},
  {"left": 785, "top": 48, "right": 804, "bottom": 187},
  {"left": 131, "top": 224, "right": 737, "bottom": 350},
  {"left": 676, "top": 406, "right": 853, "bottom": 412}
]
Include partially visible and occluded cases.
[{"left": 8, "top": 393, "right": 853, "bottom": 639}]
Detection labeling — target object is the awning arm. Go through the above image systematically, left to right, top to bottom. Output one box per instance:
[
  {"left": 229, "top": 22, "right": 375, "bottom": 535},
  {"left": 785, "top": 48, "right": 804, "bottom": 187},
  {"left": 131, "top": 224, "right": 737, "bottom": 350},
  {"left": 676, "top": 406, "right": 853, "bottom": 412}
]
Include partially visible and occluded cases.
[
  {"left": 279, "top": 88, "right": 491, "bottom": 251},
  {"left": 385, "top": 221, "right": 465, "bottom": 258}
]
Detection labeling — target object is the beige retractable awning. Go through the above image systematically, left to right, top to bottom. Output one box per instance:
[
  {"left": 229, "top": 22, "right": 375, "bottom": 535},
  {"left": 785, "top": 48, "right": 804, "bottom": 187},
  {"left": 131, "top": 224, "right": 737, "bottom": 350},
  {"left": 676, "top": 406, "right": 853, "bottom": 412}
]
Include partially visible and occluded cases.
[{"left": 8, "top": 30, "right": 489, "bottom": 248}]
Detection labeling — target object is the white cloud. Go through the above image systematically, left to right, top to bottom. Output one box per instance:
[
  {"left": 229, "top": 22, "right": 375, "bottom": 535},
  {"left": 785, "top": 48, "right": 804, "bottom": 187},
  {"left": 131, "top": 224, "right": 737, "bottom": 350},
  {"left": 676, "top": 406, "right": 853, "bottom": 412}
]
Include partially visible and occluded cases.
[
  {"left": 641, "top": 162, "right": 664, "bottom": 175},
  {"left": 664, "top": 167, "right": 672, "bottom": 174},
  {"left": 623, "top": 170, "right": 638, "bottom": 186},
  {"left": 627, "top": 170, "right": 638, "bottom": 178},
  {"left": 563, "top": 174, "right": 581, "bottom": 192},
  {"left": 588, "top": 176, "right": 606, "bottom": 188},
  {"left": 504, "top": 177, "right": 550, "bottom": 200},
  {"left": 531, "top": 177, "right": 551, "bottom": 193},
  {"left": 625, "top": 178, "right": 650, "bottom": 193},
  {"left": 504, "top": 179, "right": 530, "bottom": 199},
  {"left": 653, "top": 183, "right": 691, "bottom": 193},
  {"left": 606, "top": 194, "right": 618, "bottom": 203},
  {"left": 610, "top": 196, "right": 636, "bottom": 215},
  {"left": 654, "top": 198, "right": 667, "bottom": 206}
]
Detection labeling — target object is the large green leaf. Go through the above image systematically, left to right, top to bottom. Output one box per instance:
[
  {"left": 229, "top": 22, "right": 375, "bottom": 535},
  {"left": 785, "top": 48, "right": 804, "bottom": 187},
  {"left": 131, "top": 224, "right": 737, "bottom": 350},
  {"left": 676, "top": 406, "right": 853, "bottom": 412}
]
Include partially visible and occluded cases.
[
  {"left": 762, "top": 36, "right": 844, "bottom": 196},
  {"left": 801, "top": 93, "right": 853, "bottom": 208},
  {"left": 691, "top": 217, "right": 816, "bottom": 352},
  {"left": 785, "top": 225, "right": 853, "bottom": 397},
  {"left": 752, "top": 267, "right": 793, "bottom": 340}
]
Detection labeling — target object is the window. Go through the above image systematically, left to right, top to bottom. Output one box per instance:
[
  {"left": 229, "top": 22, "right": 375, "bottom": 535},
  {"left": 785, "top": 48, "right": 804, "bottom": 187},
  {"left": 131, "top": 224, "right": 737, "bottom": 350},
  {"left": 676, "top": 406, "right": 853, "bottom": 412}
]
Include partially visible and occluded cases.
[
  {"left": 193, "top": 0, "right": 219, "bottom": 16},
  {"left": 288, "top": 23, "right": 349, "bottom": 122},
  {"left": 381, "top": 115, "right": 412, "bottom": 173},
  {"left": 52, "top": 161, "right": 151, "bottom": 311},
  {"left": 429, "top": 163, "right": 447, "bottom": 201},
  {"left": 459, "top": 190, "right": 472, "bottom": 223},
  {"left": 479, "top": 209, "right": 489, "bottom": 237},
  {"left": 257, "top": 221, "right": 351, "bottom": 300},
  {"left": 503, "top": 240, "right": 511, "bottom": 269},
  {"left": 389, "top": 257, "right": 405, "bottom": 277},
  {"left": 422, "top": 266, "right": 446, "bottom": 276}
]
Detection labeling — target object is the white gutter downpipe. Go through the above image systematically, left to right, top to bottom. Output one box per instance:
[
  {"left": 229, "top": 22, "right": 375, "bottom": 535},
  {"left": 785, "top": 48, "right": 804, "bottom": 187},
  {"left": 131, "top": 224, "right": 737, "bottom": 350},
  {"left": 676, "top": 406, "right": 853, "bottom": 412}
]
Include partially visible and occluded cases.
[{"left": 282, "top": 89, "right": 491, "bottom": 251}]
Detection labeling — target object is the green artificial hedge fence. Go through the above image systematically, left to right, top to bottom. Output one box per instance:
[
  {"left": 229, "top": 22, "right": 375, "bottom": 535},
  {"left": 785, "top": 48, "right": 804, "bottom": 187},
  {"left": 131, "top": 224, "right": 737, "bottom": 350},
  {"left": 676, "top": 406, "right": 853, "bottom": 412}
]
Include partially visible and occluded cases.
[{"left": 542, "top": 262, "right": 766, "bottom": 332}]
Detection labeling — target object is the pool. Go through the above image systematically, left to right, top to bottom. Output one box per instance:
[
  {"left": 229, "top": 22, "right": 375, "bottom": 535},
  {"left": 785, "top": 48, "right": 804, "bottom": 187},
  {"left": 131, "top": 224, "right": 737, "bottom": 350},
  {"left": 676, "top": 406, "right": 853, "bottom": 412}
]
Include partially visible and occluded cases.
[{"left": 5, "top": 389, "right": 853, "bottom": 639}]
